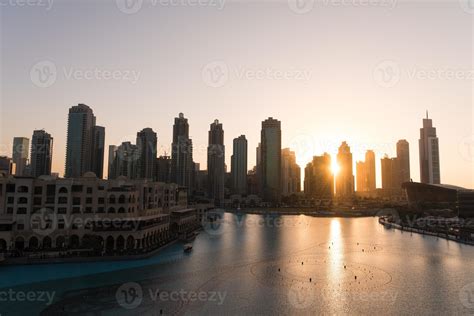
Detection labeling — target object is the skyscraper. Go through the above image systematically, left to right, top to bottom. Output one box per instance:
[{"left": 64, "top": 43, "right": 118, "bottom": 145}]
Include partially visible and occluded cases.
[
  {"left": 65, "top": 104, "right": 105, "bottom": 178},
  {"left": 419, "top": 112, "right": 440, "bottom": 184},
  {"left": 171, "top": 113, "right": 194, "bottom": 192},
  {"left": 261, "top": 118, "right": 282, "bottom": 204},
  {"left": 207, "top": 120, "right": 225, "bottom": 206},
  {"left": 91, "top": 126, "right": 105, "bottom": 179},
  {"left": 136, "top": 128, "right": 157, "bottom": 180},
  {"left": 30, "top": 130, "right": 53, "bottom": 178},
  {"left": 231, "top": 135, "right": 248, "bottom": 195},
  {"left": 12, "top": 137, "right": 29, "bottom": 176},
  {"left": 397, "top": 139, "right": 410, "bottom": 183},
  {"left": 109, "top": 141, "right": 139, "bottom": 179},
  {"left": 336, "top": 141, "right": 354, "bottom": 198},
  {"left": 108, "top": 145, "right": 117, "bottom": 179},
  {"left": 281, "top": 148, "right": 301, "bottom": 196},
  {"left": 356, "top": 150, "right": 376, "bottom": 192},
  {"left": 304, "top": 153, "right": 333, "bottom": 199},
  {"left": 381, "top": 154, "right": 402, "bottom": 197},
  {"left": 156, "top": 156, "right": 171, "bottom": 183}
]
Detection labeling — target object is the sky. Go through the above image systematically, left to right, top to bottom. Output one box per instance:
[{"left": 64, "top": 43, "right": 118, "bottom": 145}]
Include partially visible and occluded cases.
[{"left": 0, "top": 0, "right": 473, "bottom": 189}]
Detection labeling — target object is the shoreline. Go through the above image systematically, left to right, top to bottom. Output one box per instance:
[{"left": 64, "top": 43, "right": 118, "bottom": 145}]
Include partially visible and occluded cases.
[
  {"left": 225, "top": 208, "right": 382, "bottom": 217},
  {"left": 378, "top": 217, "right": 474, "bottom": 246}
]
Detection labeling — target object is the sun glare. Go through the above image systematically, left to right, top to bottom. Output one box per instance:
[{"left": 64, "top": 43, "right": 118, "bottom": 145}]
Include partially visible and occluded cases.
[{"left": 331, "top": 161, "right": 340, "bottom": 175}]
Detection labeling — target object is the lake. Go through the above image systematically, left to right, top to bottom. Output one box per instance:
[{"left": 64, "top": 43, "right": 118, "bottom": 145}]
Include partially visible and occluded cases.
[{"left": 1, "top": 213, "right": 474, "bottom": 315}]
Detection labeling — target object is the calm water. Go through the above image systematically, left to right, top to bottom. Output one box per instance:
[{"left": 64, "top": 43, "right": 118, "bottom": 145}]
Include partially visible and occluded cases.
[{"left": 1, "top": 213, "right": 474, "bottom": 315}]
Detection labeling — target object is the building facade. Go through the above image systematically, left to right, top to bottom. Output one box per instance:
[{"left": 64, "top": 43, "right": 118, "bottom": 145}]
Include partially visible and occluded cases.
[
  {"left": 65, "top": 104, "right": 105, "bottom": 179},
  {"left": 171, "top": 113, "right": 194, "bottom": 193},
  {"left": 260, "top": 118, "right": 282, "bottom": 205},
  {"left": 207, "top": 120, "right": 225, "bottom": 206},
  {"left": 136, "top": 128, "right": 157, "bottom": 180},
  {"left": 30, "top": 130, "right": 53, "bottom": 178},
  {"left": 231, "top": 135, "right": 248, "bottom": 196},
  {"left": 12, "top": 137, "right": 29, "bottom": 177},
  {"left": 397, "top": 139, "right": 410, "bottom": 183},
  {"left": 336, "top": 142, "right": 354, "bottom": 198},
  {"left": 281, "top": 148, "right": 300, "bottom": 197},
  {"left": 304, "top": 153, "right": 333, "bottom": 200}
]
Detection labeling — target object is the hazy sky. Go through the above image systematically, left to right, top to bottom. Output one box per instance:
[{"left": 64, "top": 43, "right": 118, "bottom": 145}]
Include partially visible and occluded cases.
[{"left": 0, "top": 0, "right": 473, "bottom": 188}]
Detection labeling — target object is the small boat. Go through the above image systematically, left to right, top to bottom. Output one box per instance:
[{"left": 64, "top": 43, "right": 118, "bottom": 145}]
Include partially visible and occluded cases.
[{"left": 183, "top": 244, "right": 193, "bottom": 253}]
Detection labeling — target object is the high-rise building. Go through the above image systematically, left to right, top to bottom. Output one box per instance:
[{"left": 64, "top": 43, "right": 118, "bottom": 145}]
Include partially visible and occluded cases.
[
  {"left": 65, "top": 104, "right": 105, "bottom": 178},
  {"left": 419, "top": 112, "right": 440, "bottom": 184},
  {"left": 171, "top": 113, "right": 194, "bottom": 192},
  {"left": 261, "top": 118, "right": 282, "bottom": 204},
  {"left": 207, "top": 120, "right": 225, "bottom": 206},
  {"left": 91, "top": 126, "right": 105, "bottom": 179},
  {"left": 136, "top": 128, "right": 157, "bottom": 180},
  {"left": 30, "top": 130, "right": 53, "bottom": 178},
  {"left": 231, "top": 135, "right": 248, "bottom": 195},
  {"left": 12, "top": 137, "right": 29, "bottom": 176},
  {"left": 397, "top": 139, "right": 410, "bottom": 183},
  {"left": 109, "top": 141, "right": 139, "bottom": 179},
  {"left": 336, "top": 141, "right": 354, "bottom": 198},
  {"left": 256, "top": 143, "right": 262, "bottom": 196},
  {"left": 108, "top": 145, "right": 117, "bottom": 179},
  {"left": 281, "top": 148, "right": 301, "bottom": 196},
  {"left": 356, "top": 150, "right": 376, "bottom": 192},
  {"left": 304, "top": 153, "right": 333, "bottom": 199},
  {"left": 156, "top": 155, "right": 171, "bottom": 183},
  {"left": 381, "top": 155, "right": 402, "bottom": 197},
  {"left": 0, "top": 157, "right": 13, "bottom": 176}
]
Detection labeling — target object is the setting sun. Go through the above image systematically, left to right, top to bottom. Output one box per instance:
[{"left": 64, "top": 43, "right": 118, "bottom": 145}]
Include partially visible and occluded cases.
[{"left": 331, "top": 160, "right": 340, "bottom": 175}]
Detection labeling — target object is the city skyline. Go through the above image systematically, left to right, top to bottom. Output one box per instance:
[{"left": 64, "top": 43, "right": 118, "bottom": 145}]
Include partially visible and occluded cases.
[{"left": 1, "top": 106, "right": 470, "bottom": 191}]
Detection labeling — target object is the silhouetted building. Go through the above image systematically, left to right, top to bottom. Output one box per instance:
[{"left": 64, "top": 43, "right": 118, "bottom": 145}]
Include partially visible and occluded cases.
[
  {"left": 65, "top": 104, "right": 104, "bottom": 178},
  {"left": 419, "top": 112, "right": 440, "bottom": 184},
  {"left": 171, "top": 113, "right": 194, "bottom": 193},
  {"left": 261, "top": 118, "right": 282, "bottom": 205},
  {"left": 207, "top": 120, "right": 225, "bottom": 206},
  {"left": 91, "top": 126, "right": 105, "bottom": 179},
  {"left": 136, "top": 128, "right": 157, "bottom": 180},
  {"left": 30, "top": 130, "right": 53, "bottom": 178},
  {"left": 231, "top": 135, "right": 248, "bottom": 195},
  {"left": 12, "top": 137, "right": 29, "bottom": 176},
  {"left": 397, "top": 139, "right": 410, "bottom": 183},
  {"left": 109, "top": 142, "right": 139, "bottom": 179},
  {"left": 336, "top": 142, "right": 354, "bottom": 198},
  {"left": 108, "top": 145, "right": 117, "bottom": 179},
  {"left": 281, "top": 148, "right": 300, "bottom": 196},
  {"left": 356, "top": 150, "right": 376, "bottom": 192},
  {"left": 304, "top": 153, "right": 333, "bottom": 199},
  {"left": 156, "top": 155, "right": 171, "bottom": 183},
  {"left": 381, "top": 155, "right": 401, "bottom": 197},
  {"left": 0, "top": 157, "right": 13, "bottom": 176},
  {"left": 247, "top": 167, "right": 259, "bottom": 196}
]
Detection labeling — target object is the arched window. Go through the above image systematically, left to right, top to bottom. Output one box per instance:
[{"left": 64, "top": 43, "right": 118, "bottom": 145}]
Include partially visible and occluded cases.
[
  {"left": 58, "top": 187, "right": 68, "bottom": 194},
  {"left": 118, "top": 195, "right": 126, "bottom": 204},
  {"left": 17, "top": 197, "right": 28, "bottom": 204},
  {"left": 29, "top": 236, "right": 39, "bottom": 249}
]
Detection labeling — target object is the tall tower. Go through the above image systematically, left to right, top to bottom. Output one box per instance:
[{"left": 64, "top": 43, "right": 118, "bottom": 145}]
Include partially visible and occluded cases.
[
  {"left": 65, "top": 104, "right": 104, "bottom": 178},
  {"left": 419, "top": 112, "right": 440, "bottom": 184},
  {"left": 171, "top": 113, "right": 194, "bottom": 192},
  {"left": 261, "top": 118, "right": 282, "bottom": 205},
  {"left": 207, "top": 120, "right": 225, "bottom": 206},
  {"left": 91, "top": 126, "right": 105, "bottom": 179},
  {"left": 136, "top": 128, "right": 157, "bottom": 180},
  {"left": 30, "top": 130, "right": 53, "bottom": 178},
  {"left": 231, "top": 135, "right": 248, "bottom": 195},
  {"left": 12, "top": 137, "right": 29, "bottom": 176},
  {"left": 397, "top": 139, "right": 410, "bottom": 183},
  {"left": 336, "top": 141, "right": 354, "bottom": 198},
  {"left": 281, "top": 148, "right": 300, "bottom": 196},
  {"left": 365, "top": 150, "right": 376, "bottom": 191},
  {"left": 304, "top": 153, "right": 333, "bottom": 199}
]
